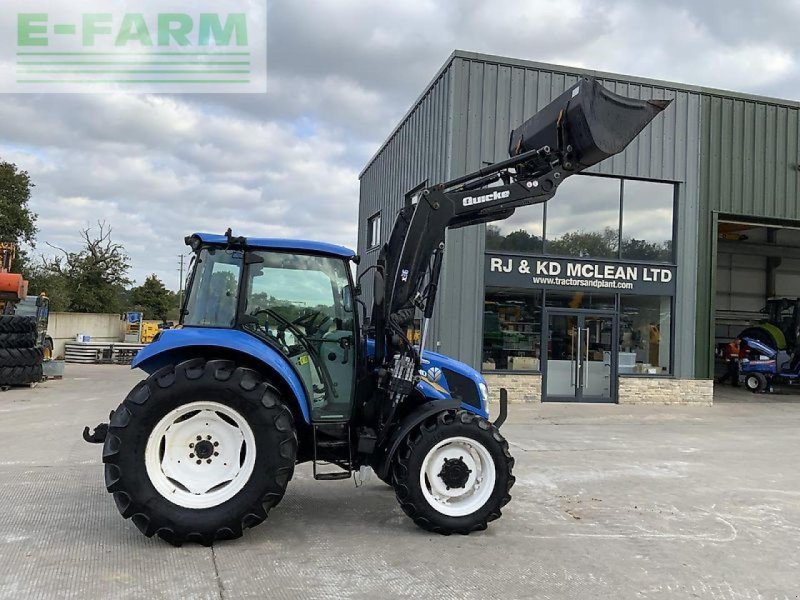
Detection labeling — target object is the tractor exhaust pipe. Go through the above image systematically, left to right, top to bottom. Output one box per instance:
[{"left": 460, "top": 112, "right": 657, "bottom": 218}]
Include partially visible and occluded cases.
[{"left": 509, "top": 77, "right": 671, "bottom": 174}]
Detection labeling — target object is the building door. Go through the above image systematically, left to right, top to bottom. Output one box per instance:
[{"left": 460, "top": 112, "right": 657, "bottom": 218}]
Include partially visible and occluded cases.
[{"left": 543, "top": 311, "right": 617, "bottom": 402}]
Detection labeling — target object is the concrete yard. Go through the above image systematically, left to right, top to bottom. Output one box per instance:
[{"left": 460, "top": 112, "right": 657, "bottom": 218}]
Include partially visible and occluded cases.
[{"left": 1, "top": 365, "right": 798, "bottom": 599}]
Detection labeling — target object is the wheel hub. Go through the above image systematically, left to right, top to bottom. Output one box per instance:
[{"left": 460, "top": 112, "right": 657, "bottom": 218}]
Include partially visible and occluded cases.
[
  {"left": 145, "top": 402, "right": 257, "bottom": 510},
  {"left": 419, "top": 436, "right": 497, "bottom": 518},
  {"left": 194, "top": 439, "right": 215, "bottom": 460},
  {"left": 438, "top": 456, "right": 472, "bottom": 490}
]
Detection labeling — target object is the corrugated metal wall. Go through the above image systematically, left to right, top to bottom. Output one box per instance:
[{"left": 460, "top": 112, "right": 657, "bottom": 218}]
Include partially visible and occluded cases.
[
  {"left": 431, "top": 53, "right": 702, "bottom": 376},
  {"left": 357, "top": 65, "right": 454, "bottom": 307},
  {"left": 695, "top": 95, "right": 800, "bottom": 377},
  {"left": 701, "top": 96, "right": 800, "bottom": 218}
]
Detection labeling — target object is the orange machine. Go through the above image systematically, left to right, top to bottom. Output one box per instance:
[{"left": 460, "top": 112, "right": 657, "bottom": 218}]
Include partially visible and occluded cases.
[{"left": 0, "top": 242, "right": 29, "bottom": 313}]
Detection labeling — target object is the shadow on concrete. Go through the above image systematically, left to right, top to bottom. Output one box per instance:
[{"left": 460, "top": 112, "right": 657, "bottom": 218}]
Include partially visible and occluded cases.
[{"left": 714, "top": 382, "right": 800, "bottom": 402}]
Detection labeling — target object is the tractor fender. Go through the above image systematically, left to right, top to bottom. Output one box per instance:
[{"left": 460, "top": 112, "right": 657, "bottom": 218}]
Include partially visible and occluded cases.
[
  {"left": 131, "top": 328, "right": 312, "bottom": 423},
  {"left": 375, "top": 399, "right": 462, "bottom": 481}
]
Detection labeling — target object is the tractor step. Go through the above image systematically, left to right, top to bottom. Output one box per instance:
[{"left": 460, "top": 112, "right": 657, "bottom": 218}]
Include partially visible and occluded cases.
[
  {"left": 312, "top": 422, "right": 352, "bottom": 481},
  {"left": 315, "top": 439, "right": 349, "bottom": 449},
  {"left": 313, "top": 471, "right": 351, "bottom": 481}
]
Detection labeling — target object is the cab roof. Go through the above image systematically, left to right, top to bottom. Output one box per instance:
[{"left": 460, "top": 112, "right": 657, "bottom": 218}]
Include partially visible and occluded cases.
[{"left": 192, "top": 233, "right": 356, "bottom": 259}]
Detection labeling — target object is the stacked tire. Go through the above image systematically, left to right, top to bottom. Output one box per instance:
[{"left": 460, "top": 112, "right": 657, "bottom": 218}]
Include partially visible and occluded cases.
[{"left": 0, "top": 315, "right": 43, "bottom": 386}]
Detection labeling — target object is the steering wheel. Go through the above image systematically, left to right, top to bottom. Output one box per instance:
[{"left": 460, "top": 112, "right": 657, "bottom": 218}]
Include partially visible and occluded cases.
[
  {"left": 250, "top": 308, "right": 338, "bottom": 399},
  {"left": 251, "top": 308, "right": 306, "bottom": 349},
  {"left": 292, "top": 309, "right": 323, "bottom": 335}
]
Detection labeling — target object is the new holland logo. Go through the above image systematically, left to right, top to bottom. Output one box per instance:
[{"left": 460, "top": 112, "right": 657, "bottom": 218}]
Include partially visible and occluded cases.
[
  {"left": 462, "top": 190, "right": 510, "bottom": 207},
  {"left": 426, "top": 367, "right": 443, "bottom": 382}
]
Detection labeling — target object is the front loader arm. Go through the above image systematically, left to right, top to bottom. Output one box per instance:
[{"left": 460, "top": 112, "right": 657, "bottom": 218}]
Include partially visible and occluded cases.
[
  {"left": 367, "top": 76, "right": 671, "bottom": 441},
  {"left": 373, "top": 77, "right": 670, "bottom": 363},
  {"left": 385, "top": 165, "right": 561, "bottom": 326}
]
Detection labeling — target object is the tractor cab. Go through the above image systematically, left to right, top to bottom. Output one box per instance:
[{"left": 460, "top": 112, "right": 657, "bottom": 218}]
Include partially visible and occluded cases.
[{"left": 181, "top": 233, "right": 360, "bottom": 422}]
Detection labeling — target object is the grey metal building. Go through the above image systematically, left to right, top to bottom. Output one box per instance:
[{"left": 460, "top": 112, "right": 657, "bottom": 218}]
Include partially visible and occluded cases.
[{"left": 358, "top": 50, "right": 800, "bottom": 404}]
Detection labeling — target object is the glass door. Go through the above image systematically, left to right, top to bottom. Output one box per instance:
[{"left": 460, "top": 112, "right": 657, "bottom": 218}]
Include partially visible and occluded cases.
[{"left": 544, "top": 311, "right": 616, "bottom": 402}]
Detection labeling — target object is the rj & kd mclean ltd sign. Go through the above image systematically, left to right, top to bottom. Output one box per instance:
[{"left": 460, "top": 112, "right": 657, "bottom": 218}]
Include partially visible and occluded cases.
[{"left": 485, "top": 253, "right": 676, "bottom": 296}]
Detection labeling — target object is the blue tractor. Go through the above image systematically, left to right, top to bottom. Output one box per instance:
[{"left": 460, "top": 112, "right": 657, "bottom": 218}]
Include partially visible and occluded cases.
[{"left": 85, "top": 78, "right": 669, "bottom": 545}]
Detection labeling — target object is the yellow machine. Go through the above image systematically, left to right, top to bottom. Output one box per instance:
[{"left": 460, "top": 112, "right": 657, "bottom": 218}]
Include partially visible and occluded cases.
[{"left": 141, "top": 322, "right": 161, "bottom": 344}]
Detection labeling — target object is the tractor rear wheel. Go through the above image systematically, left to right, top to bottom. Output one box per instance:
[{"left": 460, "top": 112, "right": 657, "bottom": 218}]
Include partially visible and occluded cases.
[
  {"left": 0, "top": 315, "right": 36, "bottom": 334},
  {"left": 0, "top": 331, "right": 37, "bottom": 349},
  {"left": 0, "top": 347, "right": 43, "bottom": 367},
  {"left": 103, "top": 358, "right": 298, "bottom": 546},
  {"left": 0, "top": 364, "right": 42, "bottom": 385},
  {"left": 392, "top": 410, "right": 514, "bottom": 535}
]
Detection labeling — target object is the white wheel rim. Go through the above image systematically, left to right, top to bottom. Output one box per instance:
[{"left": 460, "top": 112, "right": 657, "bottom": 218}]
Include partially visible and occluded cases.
[
  {"left": 746, "top": 376, "right": 758, "bottom": 390},
  {"left": 145, "top": 401, "right": 256, "bottom": 510},
  {"left": 419, "top": 436, "right": 496, "bottom": 517}
]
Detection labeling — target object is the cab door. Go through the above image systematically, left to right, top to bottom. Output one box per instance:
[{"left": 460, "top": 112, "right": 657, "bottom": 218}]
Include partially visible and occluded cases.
[{"left": 240, "top": 251, "right": 357, "bottom": 421}]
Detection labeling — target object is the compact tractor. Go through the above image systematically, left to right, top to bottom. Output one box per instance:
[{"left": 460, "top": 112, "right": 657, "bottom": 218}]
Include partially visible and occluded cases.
[{"left": 85, "top": 78, "right": 669, "bottom": 545}]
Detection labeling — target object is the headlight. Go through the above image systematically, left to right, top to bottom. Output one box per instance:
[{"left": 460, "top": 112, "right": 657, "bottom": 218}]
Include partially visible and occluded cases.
[{"left": 478, "top": 382, "right": 489, "bottom": 405}]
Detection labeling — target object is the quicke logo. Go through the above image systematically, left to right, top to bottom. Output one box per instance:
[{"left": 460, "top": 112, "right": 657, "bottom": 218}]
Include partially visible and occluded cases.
[{"left": 462, "top": 190, "right": 510, "bottom": 207}]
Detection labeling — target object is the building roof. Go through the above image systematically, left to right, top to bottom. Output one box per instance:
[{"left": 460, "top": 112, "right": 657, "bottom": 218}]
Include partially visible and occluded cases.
[
  {"left": 360, "top": 49, "right": 800, "bottom": 178},
  {"left": 193, "top": 233, "right": 356, "bottom": 259}
]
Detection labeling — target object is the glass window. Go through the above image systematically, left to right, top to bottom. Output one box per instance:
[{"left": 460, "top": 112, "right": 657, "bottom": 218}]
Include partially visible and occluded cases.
[
  {"left": 545, "top": 175, "right": 621, "bottom": 259},
  {"left": 621, "top": 180, "right": 674, "bottom": 262},
  {"left": 485, "top": 203, "right": 544, "bottom": 253},
  {"left": 367, "top": 213, "right": 381, "bottom": 249},
  {"left": 183, "top": 248, "right": 242, "bottom": 328},
  {"left": 243, "top": 252, "right": 357, "bottom": 420},
  {"left": 483, "top": 289, "right": 542, "bottom": 372},
  {"left": 545, "top": 291, "right": 616, "bottom": 311},
  {"left": 619, "top": 295, "right": 672, "bottom": 375}
]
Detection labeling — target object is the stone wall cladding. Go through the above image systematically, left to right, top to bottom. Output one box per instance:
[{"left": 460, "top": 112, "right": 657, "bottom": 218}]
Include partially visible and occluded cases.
[
  {"left": 483, "top": 373, "right": 713, "bottom": 405},
  {"left": 484, "top": 373, "right": 542, "bottom": 403},
  {"left": 618, "top": 377, "right": 713, "bottom": 405}
]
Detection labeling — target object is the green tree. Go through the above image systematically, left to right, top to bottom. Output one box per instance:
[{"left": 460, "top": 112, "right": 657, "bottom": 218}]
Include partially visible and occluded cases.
[
  {"left": 0, "top": 160, "right": 38, "bottom": 272},
  {"left": 43, "top": 222, "right": 131, "bottom": 313},
  {"left": 485, "top": 225, "right": 543, "bottom": 253},
  {"left": 547, "top": 227, "right": 619, "bottom": 258},
  {"left": 620, "top": 237, "right": 672, "bottom": 262},
  {"left": 25, "top": 265, "right": 71, "bottom": 312},
  {"left": 131, "top": 274, "right": 176, "bottom": 321}
]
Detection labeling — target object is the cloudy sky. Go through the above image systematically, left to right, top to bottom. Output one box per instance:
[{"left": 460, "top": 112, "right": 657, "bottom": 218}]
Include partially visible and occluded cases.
[{"left": 1, "top": 0, "right": 798, "bottom": 288}]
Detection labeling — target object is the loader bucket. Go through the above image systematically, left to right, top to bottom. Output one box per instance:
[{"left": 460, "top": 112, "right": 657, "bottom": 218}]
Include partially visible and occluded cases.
[{"left": 509, "top": 77, "right": 671, "bottom": 171}]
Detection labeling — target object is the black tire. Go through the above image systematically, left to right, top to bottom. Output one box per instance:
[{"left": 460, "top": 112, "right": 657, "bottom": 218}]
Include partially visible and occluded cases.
[
  {"left": 0, "top": 315, "right": 37, "bottom": 335},
  {"left": 0, "top": 331, "right": 38, "bottom": 349},
  {"left": 0, "top": 347, "right": 44, "bottom": 368},
  {"left": 102, "top": 358, "right": 298, "bottom": 546},
  {"left": 0, "top": 364, "right": 42, "bottom": 385},
  {"left": 744, "top": 373, "right": 768, "bottom": 393},
  {"left": 392, "top": 410, "right": 514, "bottom": 535}
]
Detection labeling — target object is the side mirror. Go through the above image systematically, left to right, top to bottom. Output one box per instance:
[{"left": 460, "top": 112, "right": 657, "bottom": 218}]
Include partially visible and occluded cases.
[
  {"left": 373, "top": 269, "right": 385, "bottom": 306},
  {"left": 342, "top": 285, "right": 354, "bottom": 313}
]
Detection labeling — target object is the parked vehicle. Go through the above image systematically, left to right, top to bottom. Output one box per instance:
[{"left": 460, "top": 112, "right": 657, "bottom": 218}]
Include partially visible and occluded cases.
[
  {"left": 84, "top": 77, "right": 670, "bottom": 545},
  {"left": 739, "top": 336, "right": 800, "bottom": 392}
]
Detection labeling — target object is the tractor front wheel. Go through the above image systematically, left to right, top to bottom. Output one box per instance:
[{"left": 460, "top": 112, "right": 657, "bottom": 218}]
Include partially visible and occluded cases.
[
  {"left": 103, "top": 358, "right": 297, "bottom": 546},
  {"left": 392, "top": 410, "right": 514, "bottom": 535}
]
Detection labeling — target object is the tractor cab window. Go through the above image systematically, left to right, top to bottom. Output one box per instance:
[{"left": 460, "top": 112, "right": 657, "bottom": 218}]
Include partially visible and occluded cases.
[
  {"left": 183, "top": 248, "right": 242, "bottom": 327},
  {"left": 242, "top": 251, "right": 356, "bottom": 422}
]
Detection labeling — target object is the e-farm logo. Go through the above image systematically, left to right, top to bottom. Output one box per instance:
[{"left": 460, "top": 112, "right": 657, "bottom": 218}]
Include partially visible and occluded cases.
[{"left": 4, "top": 0, "right": 267, "bottom": 93}]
